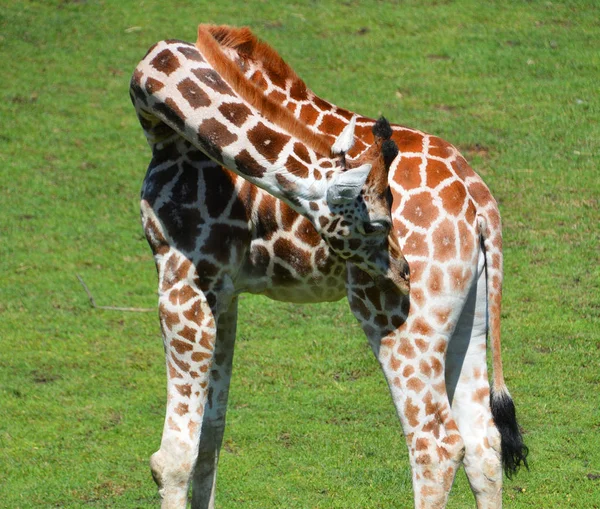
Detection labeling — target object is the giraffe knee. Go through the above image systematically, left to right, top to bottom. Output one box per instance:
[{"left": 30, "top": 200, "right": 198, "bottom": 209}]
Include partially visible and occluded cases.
[{"left": 150, "top": 448, "right": 193, "bottom": 493}]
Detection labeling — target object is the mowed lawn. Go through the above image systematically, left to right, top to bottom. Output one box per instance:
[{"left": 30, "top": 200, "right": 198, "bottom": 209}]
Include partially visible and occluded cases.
[{"left": 1, "top": 0, "right": 598, "bottom": 507}]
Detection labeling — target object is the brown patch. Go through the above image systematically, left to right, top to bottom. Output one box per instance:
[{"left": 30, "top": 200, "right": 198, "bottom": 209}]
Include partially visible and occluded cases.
[
  {"left": 177, "top": 45, "right": 205, "bottom": 62},
  {"left": 151, "top": 49, "right": 180, "bottom": 75},
  {"left": 191, "top": 67, "right": 236, "bottom": 96},
  {"left": 145, "top": 77, "right": 165, "bottom": 94},
  {"left": 177, "top": 77, "right": 211, "bottom": 108},
  {"left": 289, "top": 80, "right": 308, "bottom": 101},
  {"left": 268, "top": 89, "right": 286, "bottom": 104},
  {"left": 313, "top": 95, "right": 330, "bottom": 112},
  {"left": 218, "top": 101, "right": 252, "bottom": 127},
  {"left": 300, "top": 103, "right": 320, "bottom": 125},
  {"left": 320, "top": 114, "right": 346, "bottom": 135},
  {"left": 199, "top": 117, "right": 238, "bottom": 148},
  {"left": 248, "top": 122, "right": 291, "bottom": 162},
  {"left": 393, "top": 129, "right": 424, "bottom": 153},
  {"left": 427, "top": 137, "right": 454, "bottom": 159},
  {"left": 293, "top": 142, "right": 311, "bottom": 164},
  {"left": 235, "top": 149, "right": 265, "bottom": 177},
  {"left": 285, "top": 155, "right": 309, "bottom": 178},
  {"left": 392, "top": 156, "right": 422, "bottom": 190},
  {"left": 425, "top": 159, "right": 453, "bottom": 188},
  {"left": 439, "top": 180, "right": 467, "bottom": 216},
  {"left": 467, "top": 180, "right": 491, "bottom": 204},
  {"left": 403, "top": 191, "right": 440, "bottom": 229},
  {"left": 464, "top": 199, "right": 476, "bottom": 224},
  {"left": 280, "top": 204, "right": 297, "bottom": 231},
  {"left": 487, "top": 207, "right": 501, "bottom": 230},
  {"left": 297, "top": 219, "right": 323, "bottom": 248},
  {"left": 432, "top": 219, "right": 457, "bottom": 262},
  {"left": 457, "top": 220, "right": 475, "bottom": 261},
  {"left": 403, "top": 231, "right": 429, "bottom": 257},
  {"left": 273, "top": 237, "right": 311, "bottom": 275},
  {"left": 427, "top": 264, "right": 445, "bottom": 296},
  {"left": 168, "top": 285, "right": 197, "bottom": 306},
  {"left": 410, "top": 287, "right": 425, "bottom": 308},
  {"left": 160, "top": 303, "right": 180, "bottom": 330},
  {"left": 433, "top": 306, "right": 452, "bottom": 326},
  {"left": 410, "top": 317, "right": 433, "bottom": 337},
  {"left": 177, "top": 326, "right": 197, "bottom": 343},
  {"left": 199, "top": 331, "right": 215, "bottom": 351},
  {"left": 415, "top": 338, "right": 428, "bottom": 353},
  {"left": 397, "top": 339, "right": 416, "bottom": 359},
  {"left": 434, "top": 339, "right": 446, "bottom": 354},
  {"left": 191, "top": 351, "right": 212, "bottom": 362},
  {"left": 172, "top": 354, "right": 191, "bottom": 372},
  {"left": 389, "top": 355, "right": 401, "bottom": 371},
  {"left": 429, "top": 358, "right": 442, "bottom": 377},
  {"left": 168, "top": 360, "right": 182, "bottom": 379},
  {"left": 419, "top": 360, "right": 433, "bottom": 379},
  {"left": 403, "top": 365, "right": 415, "bottom": 378},
  {"left": 407, "top": 377, "right": 425, "bottom": 393},
  {"left": 175, "top": 384, "right": 192, "bottom": 397},
  {"left": 472, "top": 386, "right": 490, "bottom": 404},
  {"left": 405, "top": 398, "right": 420, "bottom": 427},
  {"left": 174, "top": 402, "right": 189, "bottom": 416},
  {"left": 422, "top": 418, "right": 441, "bottom": 439},
  {"left": 188, "top": 420, "right": 200, "bottom": 440},
  {"left": 442, "top": 434, "right": 462, "bottom": 446},
  {"left": 415, "top": 437, "right": 429, "bottom": 451},
  {"left": 437, "top": 445, "right": 451, "bottom": 461},
  {"left": 443, "top": 466, "right": 456, "bottom": 490},
  {"left": 421, "top": 485, "right": 440, "bottom": 498}
]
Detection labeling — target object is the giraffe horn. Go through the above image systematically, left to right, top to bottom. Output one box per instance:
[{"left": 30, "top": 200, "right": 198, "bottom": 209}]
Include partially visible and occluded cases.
[{"left": 331, "top": 115, "right": 357, "bottom": 155}]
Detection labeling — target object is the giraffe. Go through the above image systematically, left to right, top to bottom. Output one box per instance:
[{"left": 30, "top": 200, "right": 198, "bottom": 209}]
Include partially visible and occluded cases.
[{"left": 129, "top": 25, "right": 527, "bottom": 509}]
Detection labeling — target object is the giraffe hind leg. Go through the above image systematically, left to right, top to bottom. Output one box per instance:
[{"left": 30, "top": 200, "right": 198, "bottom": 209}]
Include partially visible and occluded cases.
[{"left": 446, "top": 250, "right": 503, "bottom": 508}]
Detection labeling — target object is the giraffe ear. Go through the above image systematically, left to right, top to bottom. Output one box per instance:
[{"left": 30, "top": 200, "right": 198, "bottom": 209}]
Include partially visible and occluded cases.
[
  {"left": 331, "top": 115, "right": 357, "bottom": 155},
  {"left": 327, "top": 163, "right": 372, "bottom": 204}
]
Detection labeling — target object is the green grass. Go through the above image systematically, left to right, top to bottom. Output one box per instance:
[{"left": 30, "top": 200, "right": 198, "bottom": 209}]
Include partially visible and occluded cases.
[{"left": 1, "top": 0, "right": 599, "bottom": 507}]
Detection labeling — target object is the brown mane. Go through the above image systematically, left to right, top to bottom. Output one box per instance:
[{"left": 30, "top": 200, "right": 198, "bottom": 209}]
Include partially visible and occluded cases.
[{"left": 196, "top": 24, "right": 333, "bottom": 158}]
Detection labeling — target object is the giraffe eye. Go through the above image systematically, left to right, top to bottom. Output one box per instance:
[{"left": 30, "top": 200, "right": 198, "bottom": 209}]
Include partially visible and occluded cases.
[{"left": 363, "top": 218, "right": 391, "bottom": 235}]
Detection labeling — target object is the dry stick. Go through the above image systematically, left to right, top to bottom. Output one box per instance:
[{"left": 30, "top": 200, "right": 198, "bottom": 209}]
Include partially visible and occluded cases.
[{"left": 76, "top": 274, "right": 155, "bottom": 313}]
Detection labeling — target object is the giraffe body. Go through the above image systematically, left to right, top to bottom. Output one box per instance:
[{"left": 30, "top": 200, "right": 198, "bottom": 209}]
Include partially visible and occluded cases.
[{"left": 130, "top": 26, "right": 526, "bottom": 509}]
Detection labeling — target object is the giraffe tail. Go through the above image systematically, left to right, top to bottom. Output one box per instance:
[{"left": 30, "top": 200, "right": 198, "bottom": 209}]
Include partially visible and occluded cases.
[{"left": 479, "top": 215, "right": 529, "bottom": 479}]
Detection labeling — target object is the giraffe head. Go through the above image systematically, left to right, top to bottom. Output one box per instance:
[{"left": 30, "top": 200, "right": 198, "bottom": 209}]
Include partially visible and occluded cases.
[{"left": 316, "top": 117, "right": 409, "bottom": 294}]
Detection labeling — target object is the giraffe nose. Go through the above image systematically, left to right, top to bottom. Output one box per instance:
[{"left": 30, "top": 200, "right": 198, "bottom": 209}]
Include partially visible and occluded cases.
[{"left": 362, "top": 218, "right": 392, "bottom": 235}]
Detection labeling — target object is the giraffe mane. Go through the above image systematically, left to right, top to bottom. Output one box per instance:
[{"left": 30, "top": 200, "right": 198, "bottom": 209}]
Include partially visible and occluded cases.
[{"left": 196, "top": 24, "right": 333, "bottom": 158}]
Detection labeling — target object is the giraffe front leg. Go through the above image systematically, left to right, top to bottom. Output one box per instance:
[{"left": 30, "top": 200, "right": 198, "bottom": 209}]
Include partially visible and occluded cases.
[
  {"left": 346, "top": 267, "right": 465, "bottom": 509},
  {"left": 151, "top": 276, "right": 217, "bottom": 509},
  {"left": 191, "top": 298, "right": 238, "bottom": 509}
]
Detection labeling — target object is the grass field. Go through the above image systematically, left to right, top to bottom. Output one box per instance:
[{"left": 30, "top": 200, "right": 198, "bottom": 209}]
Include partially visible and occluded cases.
[{"left": 1, "top": 0, "right": 599, "bottom": 507}]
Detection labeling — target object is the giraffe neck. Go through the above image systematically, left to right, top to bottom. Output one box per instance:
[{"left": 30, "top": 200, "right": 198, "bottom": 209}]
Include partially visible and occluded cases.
[{"left": 132, "top": 42, "right": 339, "bottom": 214}]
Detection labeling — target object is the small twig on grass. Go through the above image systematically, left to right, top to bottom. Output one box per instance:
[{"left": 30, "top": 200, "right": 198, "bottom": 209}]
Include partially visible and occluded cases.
[{"left": 76, "top": 274, "right": 155, "bottom": 313}]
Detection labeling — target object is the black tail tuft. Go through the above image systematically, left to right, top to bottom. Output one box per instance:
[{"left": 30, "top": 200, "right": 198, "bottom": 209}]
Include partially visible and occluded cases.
[
  {"left": 372, "top": 116, "right": 393, "bottom": 140},
  {"left": 490, "top": 388, "right": 529, "bottom": 479}
]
